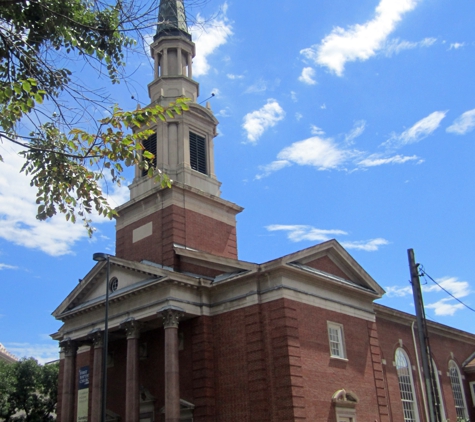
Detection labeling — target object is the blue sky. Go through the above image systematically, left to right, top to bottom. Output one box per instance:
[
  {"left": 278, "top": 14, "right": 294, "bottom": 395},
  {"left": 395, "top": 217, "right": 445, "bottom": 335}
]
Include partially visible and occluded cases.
[{"left": 1, "top": 0, "right": 475, "bottom": 363}]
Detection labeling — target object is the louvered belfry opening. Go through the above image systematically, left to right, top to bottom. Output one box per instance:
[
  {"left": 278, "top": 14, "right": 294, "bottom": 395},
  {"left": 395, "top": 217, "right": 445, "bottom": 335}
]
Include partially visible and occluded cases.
[
  {"left": 189, "top": 131, "right": 207, "bottom": 174},
  {"left": 142, "top": 133, "right": 158, "bottom": 176}
]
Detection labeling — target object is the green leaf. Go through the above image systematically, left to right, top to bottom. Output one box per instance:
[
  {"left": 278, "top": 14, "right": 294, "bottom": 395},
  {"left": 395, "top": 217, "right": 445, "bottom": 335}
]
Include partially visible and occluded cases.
[{"left": 22, "top": 80, "right": 31, "bottom": 93}]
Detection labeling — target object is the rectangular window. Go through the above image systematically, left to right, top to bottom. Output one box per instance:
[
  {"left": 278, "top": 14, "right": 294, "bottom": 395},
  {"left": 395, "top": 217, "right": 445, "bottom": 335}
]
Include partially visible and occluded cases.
[
  {"left": 189, "top": 131, "right": 207, "bottom": 174},
  {"left": 141, "top": 133, "right": 157, "bottom": 177},
  {"left": 327, "top": 322, "right": 346, "bottom": 359}
]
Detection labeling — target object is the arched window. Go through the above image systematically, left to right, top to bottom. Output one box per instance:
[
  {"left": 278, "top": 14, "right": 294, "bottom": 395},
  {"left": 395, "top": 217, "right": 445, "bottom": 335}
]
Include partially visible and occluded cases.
[
  {"left": 395, "top": 348, "right": 420, "bottom": 422},
  {"left": 448, "top": 360, "right": 469, "bottom": 420}
]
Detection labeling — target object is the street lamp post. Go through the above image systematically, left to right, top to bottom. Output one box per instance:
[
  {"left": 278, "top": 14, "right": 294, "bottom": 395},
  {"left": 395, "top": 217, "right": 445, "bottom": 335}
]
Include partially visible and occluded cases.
[{"left": 93, "top": 252, "right": 110, "bottom": 422}]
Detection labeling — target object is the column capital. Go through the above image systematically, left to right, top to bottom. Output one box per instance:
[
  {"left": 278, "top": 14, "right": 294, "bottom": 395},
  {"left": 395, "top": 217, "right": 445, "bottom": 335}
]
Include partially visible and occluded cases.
[
  {"left": 159, "top": 308, "right": 184, "bottom": 329},
  {"left": 121, "top": 318, "right": 142, "bottom": 340},
  {"left": 88, "top": 330, "right": 104, "bottom": 348},
  {"left": 60, "top": 338, "right": 78, "bottom": 357}
]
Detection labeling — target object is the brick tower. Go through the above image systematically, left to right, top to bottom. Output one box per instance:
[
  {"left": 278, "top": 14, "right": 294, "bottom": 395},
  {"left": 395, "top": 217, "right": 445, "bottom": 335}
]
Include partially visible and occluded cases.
[{"left": 115, "top": 0, "right": 243, "bottom": 268}]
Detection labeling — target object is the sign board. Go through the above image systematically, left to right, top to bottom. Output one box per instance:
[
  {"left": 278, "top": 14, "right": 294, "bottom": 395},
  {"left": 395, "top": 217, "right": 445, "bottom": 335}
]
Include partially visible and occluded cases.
[{"left": 77, "top": 366, "right": 89, "bottom": 422}]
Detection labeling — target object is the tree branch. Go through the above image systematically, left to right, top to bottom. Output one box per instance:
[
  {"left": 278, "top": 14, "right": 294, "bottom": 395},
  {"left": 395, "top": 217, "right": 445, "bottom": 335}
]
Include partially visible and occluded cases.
[{"left": 0, "top": 132, "right": 98, "bottom": 159}]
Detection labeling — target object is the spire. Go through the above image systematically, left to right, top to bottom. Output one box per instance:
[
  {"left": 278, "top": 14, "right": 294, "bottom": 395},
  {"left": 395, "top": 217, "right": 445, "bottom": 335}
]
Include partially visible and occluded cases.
[{"left": 155, "top": 0, "right": 191, "bottom": 40}]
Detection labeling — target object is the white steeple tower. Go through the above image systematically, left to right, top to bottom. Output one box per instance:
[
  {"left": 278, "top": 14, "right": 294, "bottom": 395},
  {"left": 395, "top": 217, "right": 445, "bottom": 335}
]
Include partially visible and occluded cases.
[
  {"left": 115, "top": 0, "right": 242, "bottom": 269},
  {"left": 129, "top": 0, "right": 221, "bottom": 199}
]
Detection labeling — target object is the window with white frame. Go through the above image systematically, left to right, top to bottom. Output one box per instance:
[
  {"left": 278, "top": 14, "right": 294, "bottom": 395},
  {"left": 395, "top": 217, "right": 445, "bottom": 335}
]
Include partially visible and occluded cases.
[
  {"left": 327, "top": 322, "right": 346, "bottom": 359},
  {"left": 395, "top": 348, "right": 420, "bottom": 422},
  {"left": 448, "top": 360, "right": 469, "bottom": 420}
]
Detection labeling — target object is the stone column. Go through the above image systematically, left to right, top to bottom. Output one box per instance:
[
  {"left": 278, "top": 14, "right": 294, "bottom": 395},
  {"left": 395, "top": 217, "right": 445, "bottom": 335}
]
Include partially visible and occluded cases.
[
  {"left": 177, "top": 47, "right": 183, "bottom": 75},
  {"left": 163, "top": 48, "right": 168, "bottom": 76},
  {"left": 154, "top": 52, "right": 160, "bottom": 79},
  {"left": 187, "top": 53, "right": 193, "bottom": 78},
  {"left": 160, "top": 309, "right": 183, "bottom": 422},
  {"left": 122, "top": 320, "right": 141, "bottom": 422},
  {"left": 90, "top": 332, "right": 104, "bottom": 422},
  {"left": 60, "top": 339, "right": 77, "bottom": 422}
]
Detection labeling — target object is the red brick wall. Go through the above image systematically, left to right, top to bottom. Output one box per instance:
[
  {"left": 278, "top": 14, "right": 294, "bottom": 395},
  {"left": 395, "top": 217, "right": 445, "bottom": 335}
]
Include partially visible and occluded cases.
[
  {"left": 116, "top": 205, "right": 238, "bottom": 267},
  {"left": 306, "top": 256, "right": 349, "bottom": 279},
  {"left": 209, "top": 299, "right": 383, "bottom": 422},
  {"left": 57, "top": 301, "right": 475, "bottom": 422},
  {"left": 295, "top": 301, "right": 382, "bottom": 421},
  {"left": 212, "top": 306, "right": 250, "bottom": 420},
  {"left": 376, "top": 315, "right": 475, "bottom": 422},
  {"left": 192, "top": 317, "right": 217, "bottom": 421},
  {"left": 139, "top": 328, "right": 166, "bottom": 416},
  {"left": 106, "top": 339, "right": 127, "bottom": 417}
]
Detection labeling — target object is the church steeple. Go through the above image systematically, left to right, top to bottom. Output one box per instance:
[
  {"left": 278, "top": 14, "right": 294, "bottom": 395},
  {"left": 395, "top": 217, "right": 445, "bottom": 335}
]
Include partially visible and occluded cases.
[
  {"left": 115, "top": 0, "right": 242, "bottom": 269},
  {"left": 148, "top": 0, "right": 198, "bottom": 105},
  {"left": 155, "top": 0, "right": 190, "bottom": 40}
]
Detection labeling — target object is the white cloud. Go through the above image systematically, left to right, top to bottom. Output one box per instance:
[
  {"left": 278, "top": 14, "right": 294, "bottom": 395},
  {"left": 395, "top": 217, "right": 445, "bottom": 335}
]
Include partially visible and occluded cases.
[
  {"left": 301, "top": 0, "right": 419, "bottom": 75},
  {"left": 190, "top": 5, "right": 233, "bottom": 77},
  {"left": 384, "top": 37, "right": 436, "bottom": 56},
  {"left": 449, "top": 42, "right": 465, "bottom": 50},
  {"left": 298, "top": 67, "right": 317, "bottom": 85},
  {"left": 227, "top": 73, "right": 244, "bottom": 80},
  {"left": 244, "top": 79, "right": 268, "bottom": 94},
  {"left": 291, "top": 91, "right": 298, "bottom": 102},
  {"left": 242, "top": 99, "right": 285, "bottom": 143},
  {"left": 217, "top": 107, "right": 231, "bottom": 118},
  {"left": 446, "top": 109, "right": 475, "bottom": 135},
  {"left": 384, "top": 111, "right": 447, "bottom": 149},
  {"left": 295, "top": 112, "right": 303, "bottom": 121},
  {"left": 255, "top": 113, "right": 436, "bottom": 179},
  {"left": 344, "top": 120, "right": 366, "bottom": 144},
  {"left": 310, "top": 125, "right": 325, "bottom": 136},
  {"left": 277, "top": 136, "right": 354, "bottom": 170},
  {"left": 0, "top": 140, "right": 128, "bottom": 256},
  {"left": 358, "top": 154, "right": 421, "bottom": 167},
  {"left": 255, "top": 160, "right": 291, "bottom": 180},
  {"left": 266, "top": 225, "right": 388, "bottom": 251},
  {"left": 266, "top": 225, "right": 347, "bottom": 242},
  {"left": 340, "top": 238, "right": 389, "bottom": 251},
  {"left": 0, "top": 263, "right": 18, "bottom": 270},
  {"left": 384, "top": 276, "right": 471, "bottom": 316},
  {"left": 423, "top": 276, "right": 470, "bottom": 299},
  {"left": 425, "top": 276, "right": 471, "bottom": 316},
  {"left": 385, "top": 285, "right": 413, "bottom": 297},
  {"left": 426, "top": 298, "right": 464, "bottom": 316},
  {"left": 5, "top": 342, "right": 59, "bottom": 364}
]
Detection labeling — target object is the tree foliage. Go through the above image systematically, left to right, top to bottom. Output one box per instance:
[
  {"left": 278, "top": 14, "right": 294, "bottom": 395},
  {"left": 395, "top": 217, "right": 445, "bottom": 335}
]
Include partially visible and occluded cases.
[
  {"left": 0, "top": 0, "right": 198, "bottom": 234},
  {"left": 0, "top": 358, "right": 59, "bottom": 422}
]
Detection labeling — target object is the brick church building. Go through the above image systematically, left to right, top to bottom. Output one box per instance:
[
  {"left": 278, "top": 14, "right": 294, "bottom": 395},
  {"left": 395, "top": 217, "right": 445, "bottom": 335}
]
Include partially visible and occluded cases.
[{"left": 52, "top": 1, "right": 475, "bottom": 421}]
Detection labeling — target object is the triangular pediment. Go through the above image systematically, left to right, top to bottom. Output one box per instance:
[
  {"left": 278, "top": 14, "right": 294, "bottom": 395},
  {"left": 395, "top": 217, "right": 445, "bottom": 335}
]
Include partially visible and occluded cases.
[
  {"left": 261, "top": 239, "right": 385, "bottom": 297},
  {"left": 52, "top": 257, "right": 172, "bottom": 318}
]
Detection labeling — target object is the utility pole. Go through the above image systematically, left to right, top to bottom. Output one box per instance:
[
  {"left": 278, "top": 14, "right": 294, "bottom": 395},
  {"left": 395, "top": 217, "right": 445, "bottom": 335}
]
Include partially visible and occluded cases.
[{"left": 408, "top": 248, "right": 441, "bottom": 422}]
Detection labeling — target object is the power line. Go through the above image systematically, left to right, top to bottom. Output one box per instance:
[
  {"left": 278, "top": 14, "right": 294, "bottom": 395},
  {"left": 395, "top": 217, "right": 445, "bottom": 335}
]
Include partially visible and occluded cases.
[{"left": 419, "top": 266, "right": 475, "bottom": 314}]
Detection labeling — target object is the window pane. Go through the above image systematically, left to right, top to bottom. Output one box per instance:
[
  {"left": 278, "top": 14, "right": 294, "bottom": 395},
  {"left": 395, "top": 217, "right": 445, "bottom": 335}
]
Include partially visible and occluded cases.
[
  {"left": 328, "top": 324, "right": 344, "bottom": 358},
  {"left": 395, "top": 349, "right": 418, "bottom": 422},
  {"left": 448, "top": 360, "right": 468, "bottom": 420}
]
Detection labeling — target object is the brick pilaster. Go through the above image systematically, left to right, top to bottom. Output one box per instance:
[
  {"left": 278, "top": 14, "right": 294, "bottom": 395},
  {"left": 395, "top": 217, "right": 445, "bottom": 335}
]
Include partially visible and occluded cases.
[
  {"left": 267, "top": 300, "right": 306, "bottom": 421},
  {"left": 245, "top": 305, "right": 271, "bottom": 421},
  {"left": 192, "top": 317, "right": 217, "bottom": 421},
  {"left": 367, "top": 321, "right": 390, "bottom": 422}
]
